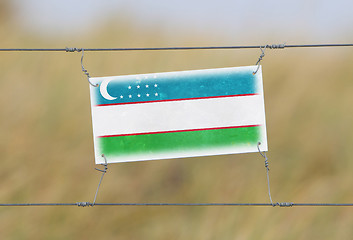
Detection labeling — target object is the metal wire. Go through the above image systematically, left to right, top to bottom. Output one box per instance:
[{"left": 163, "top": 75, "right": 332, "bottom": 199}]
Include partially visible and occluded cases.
[
  {"left": 0, "top": 43, "right": 352, "bottom": 52},
  {"left": 253, "top": 46, "right": 267, "bottom": 74},
  {"left": 80, "top": 49, "right": 98, "bottom": 87},
  {"left": 257, "top": 142, "right": 273, "bottom": 205},
  {"left": 92, "top": 154, "right": 108, "bottom": 206},
  {"left": 0, "top": 202, "right": 353, "bottom": 207},
  {"left": 0, "top": 203, "right": 78, "bottom": 206}
]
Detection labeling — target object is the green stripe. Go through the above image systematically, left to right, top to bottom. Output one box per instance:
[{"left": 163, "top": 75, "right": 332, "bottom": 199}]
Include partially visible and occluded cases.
[{"left": 99, "top": 126, "right": 260, "bottom": 157}]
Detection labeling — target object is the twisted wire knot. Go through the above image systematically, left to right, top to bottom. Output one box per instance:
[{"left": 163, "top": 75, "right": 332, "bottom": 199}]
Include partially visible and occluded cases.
[
  {"left": 253, "top": 43, "right": 285, "bottom": 74},
  {"left": 266, "top": 44, "right": 286, "bottom": 49},
  {"left": 65, "top": 47, "right": 82, "bottom": 52},
  {"left": 81, "top": 64, "right": 91, "bottom": 79},
  {"left": 264, "top": 158, "right": 269, "bottom": 169},
  {"left": 76, "top": 202, "right": 92, "bottom": 207},
  {"left": 273, "top": 202, "right": 294, "bottom": 207}
]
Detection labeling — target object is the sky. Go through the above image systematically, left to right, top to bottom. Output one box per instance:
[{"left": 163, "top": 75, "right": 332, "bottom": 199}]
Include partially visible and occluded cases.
[{"left": 9, "top": 0, "right": 353, "bottom": 43}]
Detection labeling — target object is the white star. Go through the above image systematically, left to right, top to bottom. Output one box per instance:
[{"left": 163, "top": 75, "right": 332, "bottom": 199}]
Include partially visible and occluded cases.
[
  {"left": 145, "top": 84, "right": 149, "bottom": 88},
  {"left": 154, "top": 84, "right": 158, "bottom": 87},
  {"left": 137, "top": 85, "right": 140, "bottom": 89},
  {"left": 128, "top": 86, "right": 131, "bottom": 89},
  {"left": 146, "top": 93, "right": 150, "bottom": 97},
  {"left": 155, "top": 93, "right": 158, "bottom": 96},
  {"left": 137, "top": 94, "right": 141, "bottom": 97},
  {"left": 120, "top": 95, "right": 123, "bottom": 99},
  {"left": 129, "top": 95, "right": 132, "bottom": 98}
]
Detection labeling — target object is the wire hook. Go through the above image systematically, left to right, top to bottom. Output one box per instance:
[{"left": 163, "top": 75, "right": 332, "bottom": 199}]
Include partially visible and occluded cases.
[
  {"left": 253, "top": 45, "right": 267, "bottom": 75},
  {"left": 81, "top": 49, "right": 98, "bottom": 87},
  {"left": 257, "top": 142, "right": 274, "bottom": 205},
  {"left": 257, "top": 142, "right": 268, "bottom": 162},
  {"left": 92, "top": 154, "right": 108, "bottom": 206}
]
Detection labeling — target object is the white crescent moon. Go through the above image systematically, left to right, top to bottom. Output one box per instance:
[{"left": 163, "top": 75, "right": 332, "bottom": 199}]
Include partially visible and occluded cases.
[{"left": 100, "top": 79, "right": 117, "bottom": 100}]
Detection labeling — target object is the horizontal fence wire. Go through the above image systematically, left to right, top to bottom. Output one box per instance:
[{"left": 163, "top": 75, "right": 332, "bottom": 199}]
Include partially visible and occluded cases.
[
  {"left": 0, "top": 43, "right": 353, "bottom": 52},
  {"left": 1, "top": 202, "right": 353, "bottom": 207}
]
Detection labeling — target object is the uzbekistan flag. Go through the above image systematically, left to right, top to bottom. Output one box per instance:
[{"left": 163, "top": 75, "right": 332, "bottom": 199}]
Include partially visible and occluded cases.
[{"left": 89, "top": 66, "right": 268, "bottom": 164}]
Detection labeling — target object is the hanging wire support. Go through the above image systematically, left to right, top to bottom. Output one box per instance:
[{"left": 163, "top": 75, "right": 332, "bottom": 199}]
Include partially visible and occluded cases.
[
  {"left": 253, "top": 43, "right": 285, "bottom": 74},
  {"left": 253, "top": 45, "right": 267, "bottom": 75},
  {"left": 78, "top": 48, "right": 98, "bottom": 87},
  {"left": 257, "top": 142, "right": 274, "bottom": 206},
  {"left": 92, "top": 154, "right": 109, "bottom": 206}
]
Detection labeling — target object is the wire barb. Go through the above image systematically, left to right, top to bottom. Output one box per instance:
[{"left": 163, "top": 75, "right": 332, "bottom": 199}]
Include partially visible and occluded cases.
[
  {"left": 257, "top": 142, "right": 274, "bottom": 205},
  {"left": 92, "top": 154, "right": 108, "bottom": 206}
]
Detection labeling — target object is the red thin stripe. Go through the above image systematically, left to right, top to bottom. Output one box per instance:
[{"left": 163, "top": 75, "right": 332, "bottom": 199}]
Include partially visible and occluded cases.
[
  {"left": 96, "top": 93, "right": 258, "bottom": 107},
  {"left": 98, "top": 124, "right": 261, "bottom": 138}
]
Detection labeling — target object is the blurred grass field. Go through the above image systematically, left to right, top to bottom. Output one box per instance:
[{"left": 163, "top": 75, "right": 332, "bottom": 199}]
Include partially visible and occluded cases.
[{"left": 1, "top": 9, "right": 353, "bottom": 240}]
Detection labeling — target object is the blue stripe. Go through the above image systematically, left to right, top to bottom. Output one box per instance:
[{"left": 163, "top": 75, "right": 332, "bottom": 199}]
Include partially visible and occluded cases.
[{"left": 93, "top": 67, "right": 257, "bottom": 106}]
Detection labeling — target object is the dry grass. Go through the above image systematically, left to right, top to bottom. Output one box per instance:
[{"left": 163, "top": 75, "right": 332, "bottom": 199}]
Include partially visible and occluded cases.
[{"left": 1, "top": 19, "right": 353, "bottom": 240}]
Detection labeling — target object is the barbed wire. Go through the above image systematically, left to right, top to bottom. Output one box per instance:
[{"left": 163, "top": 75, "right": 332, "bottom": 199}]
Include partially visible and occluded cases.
[{"left": 0, "top": 43, "right": 352, "bottom": 52}]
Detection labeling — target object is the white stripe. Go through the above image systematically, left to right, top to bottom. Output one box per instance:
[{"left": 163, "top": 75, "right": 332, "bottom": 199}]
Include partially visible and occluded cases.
[{"left": 91, "top": 95, "right": 266, "bottom": 137}]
